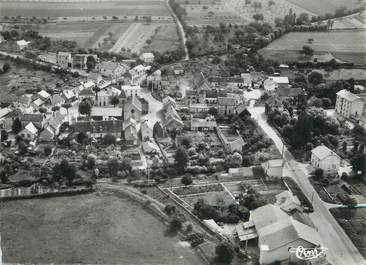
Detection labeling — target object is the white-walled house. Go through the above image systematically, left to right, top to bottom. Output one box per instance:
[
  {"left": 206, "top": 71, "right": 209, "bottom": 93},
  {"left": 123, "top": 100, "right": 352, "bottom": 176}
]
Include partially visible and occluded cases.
[
  {"left": 140, "top": 52, "right": 154, "bottom": 64},
  {"left": 264, "top": 76, "right": 289, "bottom": 91},
  {"left": 121, "top": 85, "right": 142, "bottom": 98},
  {"left": 335, "top": 89, "right": 365, "bottom": 119},
  {"left": 19, "top": 122, "right": 38, "bottom": 141},
  {"left": 311, "top": 145, "right": 341, "bottom": 175},
  {"left": 262, "top": 159, "right": 284, "bottom": 180},
  {"left": 250, "top": 204, "right": 321, "bottom": 265}
]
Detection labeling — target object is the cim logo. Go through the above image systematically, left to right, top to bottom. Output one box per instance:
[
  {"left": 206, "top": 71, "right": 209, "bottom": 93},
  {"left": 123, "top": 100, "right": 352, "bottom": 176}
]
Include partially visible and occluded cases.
[{"left": 289, "top": 246, "right": 328, "bottom": 260}]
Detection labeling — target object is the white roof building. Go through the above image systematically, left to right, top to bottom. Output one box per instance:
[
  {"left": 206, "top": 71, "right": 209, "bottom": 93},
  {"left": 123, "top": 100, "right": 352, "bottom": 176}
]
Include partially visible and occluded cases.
[
  {"left": 16, "top": 40, "right": 30, "bottom": 50},
  {"left": 38, "top": 90, "right": 51, "bottom": 100},
  {"left": 250, "top": 204, "right": 321, "bottom": 264}
]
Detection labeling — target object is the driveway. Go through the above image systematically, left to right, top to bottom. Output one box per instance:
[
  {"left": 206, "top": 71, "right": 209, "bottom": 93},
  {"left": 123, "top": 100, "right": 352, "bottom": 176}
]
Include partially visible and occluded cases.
[{"left": 249, "top": 106, "right": 366, "bottom": 265}]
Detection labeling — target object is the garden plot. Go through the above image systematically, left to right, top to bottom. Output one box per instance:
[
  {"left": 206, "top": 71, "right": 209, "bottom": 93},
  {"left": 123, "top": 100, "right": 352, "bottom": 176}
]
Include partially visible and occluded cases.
[
  {"left": 144, "top": 23, "right": 181, "bottom": 53},
  {"left": 171, "top": 183, "right": 235, "bottom": 207}
]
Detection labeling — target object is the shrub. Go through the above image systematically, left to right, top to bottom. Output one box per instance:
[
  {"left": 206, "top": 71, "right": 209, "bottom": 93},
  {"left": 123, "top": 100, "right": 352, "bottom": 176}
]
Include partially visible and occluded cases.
[
  {"left": 103, "top": 134, "right": 116, "bottom": 145},
  {"left": 44, "top": 145, "right": 52, "bottom": 156},
  {"left": 87, "top": 154, "right": 97, "bottom": 169},
  {"left": 181, "top": 174, "right": 193, "bottom": 185},
  {"left": 168, "top": 218, "right": 182, "bottom": 234},
  {"left": 215, "top": 241, "right": 234, "bottom": 264}
]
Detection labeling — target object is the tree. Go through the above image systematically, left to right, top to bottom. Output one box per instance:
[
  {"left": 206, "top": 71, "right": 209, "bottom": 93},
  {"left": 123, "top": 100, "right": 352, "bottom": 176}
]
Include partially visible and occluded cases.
[
  {"left": 245, "top": 0, "right": 251, "bottom": 6},
  {"left": 268, "top": 0, "right": 275, "bottom": 7},
  {"left": 252, "top": 1, "right": 262, "bottom": 12},
  {"left": 253, "top": 13, "right": 264, "bottom": 22},
  {"left": 301, "top": 45, "right": 314, "bottom": 56},
  {"left": 86, "top": 55, "right": 96, "bottom": 72},
  {"left": 3, "top": 62, "right": 10, "bottom": 73},
  {"left": 308, "top": 71, "right": 323, "bottom": 86},
  {"left": 110, "top": 96, "right": 120, "bottom": 107},
  {"left": 78, "top": 98, "right": 92, "bottom": 117},
  {"left": 62, "top": 102, "right": 72, "bottom": 120},
  {"left": 51, "top": 105, "right": 60, "bottom": 115},
  {"left": 38, "top": 107, "right": 47, "bottom": 114},
  {"left": 208, "top": 107, "right": 218, "bottom": 117},
  {"left": 292, "top": 111, "right": 312, "bottom": 148},
  {"left": 12, "top": 118, "right": 22, "bottom": 134},
  {"left": 1, "top": 130, "right": 8, "bottom": 142},
  {"left": 103, "top": 134, "right": 116, "bottom": 145},
  {"left": 181, "top": 137, "right": 191, "bottom": 148},
  {"left": 44, "top": 145, "right": 52, "bottom": 156},
  {"left": 174, "top": 147, "right": 188, "bottom": 173},
  {"left": 226, "top": 152, "right": 243, "bottom": 168},
  {"left": 351, "top": 153, "right": 366, "bottom": 177},
  {"left": 87, "top": 154, "right": 97, "bottom": 169},
  {"left": 107, "top": 156, "right": 119, "bottom": 178},
  {"left": 53, "top": 159, "right": 76, "bottom": 186},
  {"left": 314, "top": 168, "right": 324, "bottom": 180},
  {"left": 181, "top": 175, "right": 193, "bottom": 185},
  {"left": 168, "top": 218, "right": 182, "bottom": 234},
  {"left": 215, "top": 241, "right": 235, "bottom": 264}
]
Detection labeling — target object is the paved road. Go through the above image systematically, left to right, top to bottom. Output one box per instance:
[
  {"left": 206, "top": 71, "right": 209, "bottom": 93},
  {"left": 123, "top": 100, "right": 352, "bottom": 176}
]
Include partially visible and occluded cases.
[
  {"left": 165, "top": 0, "right": 189, "bottom": 60},
  {"left": 140, "top": 87, "right": 164, "bottom": 126},
  {"left": 249, "top": 106, "right": 366, "bottom": 265}
]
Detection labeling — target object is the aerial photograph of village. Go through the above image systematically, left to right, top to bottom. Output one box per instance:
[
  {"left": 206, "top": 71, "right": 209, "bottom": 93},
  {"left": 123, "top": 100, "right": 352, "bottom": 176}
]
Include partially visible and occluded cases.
[{"left": 0, "top": 0, "right": 365, "bottom": 264}]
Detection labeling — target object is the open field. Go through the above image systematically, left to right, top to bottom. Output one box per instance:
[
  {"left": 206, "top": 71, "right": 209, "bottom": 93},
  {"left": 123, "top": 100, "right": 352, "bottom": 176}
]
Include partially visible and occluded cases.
[
  {"left": 0, "top": 0, "right": 170, "bottom": 18},
  {"left": 180, "top": 0, "right": 243, "bottom": 26},
  {"left": 225, "top": 0, "right": 316, "bottom": 26},
  {"left": 285, "top": 0, "right": 366, "bottom": 15},
  {"left": 331, "top": 12, "right": 366, "bottom": 30},
  {"left": 28, "top": 21, "right": 180, "bottom": 53},
  {"left": 31, "top": 22, "right": 113, "bottom": 48},
  {"left": 108, "top": 23, "right": 160, "bottom": 54},
  {"left": 145, "top": 23, "right": 181, "bottom": 53},
  {"left": 259, "top": 29, "right": 366, "bottom": 64},
  {"left": 0, "top": 192, "right": 202, "bottom": 264},
  {"left": 331, "top": 208, "right": 366, "bottom": 258}
]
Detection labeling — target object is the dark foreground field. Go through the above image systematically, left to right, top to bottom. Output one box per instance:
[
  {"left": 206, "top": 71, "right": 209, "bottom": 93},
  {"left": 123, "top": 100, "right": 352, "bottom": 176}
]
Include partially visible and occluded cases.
[{"left": 0, "top": 193, "right": 202, "bottom": 264}]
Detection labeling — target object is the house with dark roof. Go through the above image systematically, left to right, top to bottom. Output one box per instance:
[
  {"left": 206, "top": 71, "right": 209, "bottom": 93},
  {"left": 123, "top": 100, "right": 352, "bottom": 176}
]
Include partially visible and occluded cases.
[
  {"left": 98, "top": 61, "right": 129, "bottom": 79},
  {"left": 193, "top": 72, "right": 211, "bottom": 91},
  {"left": 276, "top": 87, "right": 303, "bottom": 98},
  {"left": 79, "top": 88, "right": 96, "bottom": 102},
  {"left": 217, "top": 96, "right": 238, "bottom": 116},
  {"left": 164, "top": 104, "right": 184, "bottom": 132},
  {"left": 20, "top": 113, "right": 45, "bottom": 129},
  {"left": 191, "top": 116, "right": 216, "bottom": 131},
  {"left": 73, "top": 120, "right": 122, "bottom": 139},
  {"left": 19, "top": 122, "right": 38, "bottom": 141},
  {"left": 311, "top": 145, "right": 341, "bottom": 175}
]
